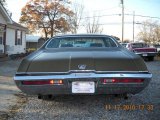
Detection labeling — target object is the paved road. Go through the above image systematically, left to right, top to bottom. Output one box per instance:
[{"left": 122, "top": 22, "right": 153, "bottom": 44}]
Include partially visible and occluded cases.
[{"left": 0, "top": 59, "right": 160, "bottom": 120}]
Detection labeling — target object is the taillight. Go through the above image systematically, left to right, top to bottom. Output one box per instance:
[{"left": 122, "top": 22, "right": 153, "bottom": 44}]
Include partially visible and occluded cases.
[
  {"left": 102, "top": 78, "right": 144, "bottom": 84},
  {"left": 22, "top": 80, "right": 63, "bottom": 85}
]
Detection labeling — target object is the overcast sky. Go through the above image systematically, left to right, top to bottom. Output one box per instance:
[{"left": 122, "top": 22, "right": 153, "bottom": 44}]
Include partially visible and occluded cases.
[{"left": 5, "top": 0, "right": 160, "bottom": 40}]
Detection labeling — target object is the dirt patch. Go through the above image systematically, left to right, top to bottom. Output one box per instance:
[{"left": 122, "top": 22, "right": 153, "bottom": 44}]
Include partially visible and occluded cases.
[
  {"left": 155, "top": 56, "right": 160, "bottom": 60},
  {"left": 0, "top": 60, "right": 27, "bottom": 120},
  {"left": 0, "top": 93, "right": 28, "bottom": 120}
]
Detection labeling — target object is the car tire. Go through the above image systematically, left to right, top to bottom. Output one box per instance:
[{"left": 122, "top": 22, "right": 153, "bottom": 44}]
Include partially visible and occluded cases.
[{"left": 148, "top": 56, "right": 154, "bottom": 61}]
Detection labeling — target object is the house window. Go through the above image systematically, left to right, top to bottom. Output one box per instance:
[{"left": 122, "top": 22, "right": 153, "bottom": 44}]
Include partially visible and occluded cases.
[
  {"left": 15, "top": 30, "right": 22, "bottom": 45},
  {"left": 0, "top": 32, "right": 3, "bottom": 45}
]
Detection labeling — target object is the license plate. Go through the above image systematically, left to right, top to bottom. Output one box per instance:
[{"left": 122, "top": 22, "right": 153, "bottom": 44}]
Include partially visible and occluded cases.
[
  {"left": 143, "top": 53, "right": 148, "bottom": 56},
  {"left": 72, "top": 81, "right": 95, "bottom": 93}
]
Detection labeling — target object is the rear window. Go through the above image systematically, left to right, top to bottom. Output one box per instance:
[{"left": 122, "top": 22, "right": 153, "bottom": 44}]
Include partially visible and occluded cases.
[
  {"left": 46, "top": 37, "right": 117, "bottom": 48},
  {"left": 121, "top": 43, "right": 127, "bottom": 47},
  {"left": 132, "top": 43, "right": 148, "bottom": 48},
  {"left": 154, "top": 45, "right": 160, "bottom": 48}
]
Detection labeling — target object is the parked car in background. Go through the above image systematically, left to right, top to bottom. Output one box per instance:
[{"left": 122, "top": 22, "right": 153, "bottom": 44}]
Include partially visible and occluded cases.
[
  {"left": 14, "top": 34, "right": 152, "bottom": 99},
  {"left": 126, "top": 42, "right": 157, "bottom": 61},
  {"left": 121, "top": 43, "right": 128, "bottom": 48},
  {"left": 153, "top": 44, "right": 160, "bottom": 53}
]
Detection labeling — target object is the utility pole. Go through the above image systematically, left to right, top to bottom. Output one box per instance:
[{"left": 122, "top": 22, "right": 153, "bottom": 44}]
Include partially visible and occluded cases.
[
  {"left": 121, "top": 0, "right": 124, "bottom": 42},
  {"left": 133, "top": 11, "right": 135, "bottom": 42}
]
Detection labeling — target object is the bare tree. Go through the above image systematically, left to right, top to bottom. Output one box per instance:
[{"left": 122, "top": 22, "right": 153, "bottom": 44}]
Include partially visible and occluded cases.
[
  {"left": 0, "top": 0, "right": 6, "bottom": 6},
  {"left": 0, "top": 0, "right": 9, "bottom": 12},
  {"left": 69, "top": 1, "right": 84, "bottom": 34},
  {"left": 85, "top": 16, "right": 103, "bottom": 34},
  {"left": 137, "top": 20, "right": 160, "bottom": 44},
  {"left": 153, "top": 24, "right": 160, "bottom": 44}
]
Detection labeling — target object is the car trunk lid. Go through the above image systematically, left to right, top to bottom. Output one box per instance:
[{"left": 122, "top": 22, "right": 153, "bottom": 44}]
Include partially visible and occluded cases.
[
  {"left": 133, "top": 47, "right": 157, "bottom": 53},
  {"left": 26, "top": 49, "right": 143, "bottom": 73}
]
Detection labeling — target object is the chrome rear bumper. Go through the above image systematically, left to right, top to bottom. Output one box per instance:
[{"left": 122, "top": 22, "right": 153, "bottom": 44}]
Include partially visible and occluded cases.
[
  {"left": 135, "top": 52, "right": 157, "bottom": 57},
  {"left": 13, "top": 72, "right": 152, "bottom": 95},
  {"left": 14, "top": 72, "right": 152, "bottom": 80}
]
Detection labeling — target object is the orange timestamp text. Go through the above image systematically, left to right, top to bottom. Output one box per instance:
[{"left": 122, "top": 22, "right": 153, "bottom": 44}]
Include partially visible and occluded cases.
[{"left": 105, "top": 104, "right": 153, "bottom": 111}]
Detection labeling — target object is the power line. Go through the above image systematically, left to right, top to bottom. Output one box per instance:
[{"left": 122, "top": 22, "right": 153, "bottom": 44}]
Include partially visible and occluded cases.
[
  {"left": 79, "top": 13, "right": 160, "bottom": 20},
  {"left": 81, "top": 14, "right": 120, "bottom": 19},
  {"left": 125, "top": 14, "right": 160, "bottom": 19},
  {"left": 79, "top": 22, "right": 138, "bottom": 26}
]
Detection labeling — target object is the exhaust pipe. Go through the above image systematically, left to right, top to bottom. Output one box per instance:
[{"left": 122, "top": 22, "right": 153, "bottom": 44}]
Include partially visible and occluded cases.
[
  {"left": 114, "top": 94, "right": 129, "bottom": 100},
  {"left": 124, "top": 94, "right": 128, "bottom": 100},
  {"left": 38, "top": 95, "right": 42, "bottom": 99},
  {"left": 38, "top": 95, "right": 53, "bottom": 100},
  {"left": 48, "top": 95, "right": 53, "bottom": 99}
]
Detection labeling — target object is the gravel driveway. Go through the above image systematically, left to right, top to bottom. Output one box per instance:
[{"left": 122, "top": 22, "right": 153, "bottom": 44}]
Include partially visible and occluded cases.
[
  {"left": 0, "top": 59, "right": 160, "bottom": 120},
  {"left": 0, "top": 60, "right": 27, "bottom": 120}
]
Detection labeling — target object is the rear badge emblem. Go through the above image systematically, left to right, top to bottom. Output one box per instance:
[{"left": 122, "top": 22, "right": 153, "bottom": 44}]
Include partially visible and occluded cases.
[{"left": 78, "top": 64, "right": 87, "bottom": 70}]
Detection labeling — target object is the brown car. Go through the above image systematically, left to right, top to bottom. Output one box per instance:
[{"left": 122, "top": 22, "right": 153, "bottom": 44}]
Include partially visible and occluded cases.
[{"left": 14, "top": 34, "right": 152, "bottom": 99}]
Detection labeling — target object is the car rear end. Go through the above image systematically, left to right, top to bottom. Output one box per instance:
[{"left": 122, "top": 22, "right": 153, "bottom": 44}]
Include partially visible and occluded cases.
[
  {"left": 13, "top": 35, "right": 152, "bottom": 98},
  {"left": 127, "top": 43, "right": 157, "bottom": 61},
  {"left": 134, "top": 47, "right": 157, "bottom": 56},
  {"left": 14, "top": 49, "right": 152, "bottom": 96},
  {"left": 14, "top": 71, "right": 151, "bottom": 96}
]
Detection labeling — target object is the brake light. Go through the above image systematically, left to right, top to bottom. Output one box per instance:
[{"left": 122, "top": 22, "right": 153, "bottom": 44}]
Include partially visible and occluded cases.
[
  {"left": 102, "top": 78, "right": 144, "bottom": 84},
  {"left": 22, "top": 80, "right": 63, "bottom": 85},
  {"left": 50, "top": 80, "right": 54, "bottom": 84},
  {"left": 59, "top": 80, "right": 63, "bottom": 84}
]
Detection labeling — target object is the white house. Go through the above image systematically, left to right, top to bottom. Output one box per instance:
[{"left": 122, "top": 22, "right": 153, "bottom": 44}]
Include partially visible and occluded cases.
[{"left": 0, "top": 3, "right": 28, "bottom": 57}]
